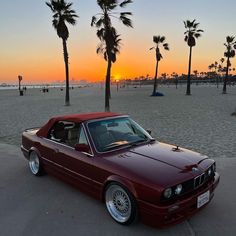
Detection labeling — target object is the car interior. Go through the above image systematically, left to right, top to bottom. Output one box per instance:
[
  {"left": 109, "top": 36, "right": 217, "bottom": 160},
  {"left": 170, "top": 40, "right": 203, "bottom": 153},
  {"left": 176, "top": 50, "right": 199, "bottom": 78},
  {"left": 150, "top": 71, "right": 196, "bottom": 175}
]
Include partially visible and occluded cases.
[{"left": 49, "top": 121, "right": 89, "bottom": 151}]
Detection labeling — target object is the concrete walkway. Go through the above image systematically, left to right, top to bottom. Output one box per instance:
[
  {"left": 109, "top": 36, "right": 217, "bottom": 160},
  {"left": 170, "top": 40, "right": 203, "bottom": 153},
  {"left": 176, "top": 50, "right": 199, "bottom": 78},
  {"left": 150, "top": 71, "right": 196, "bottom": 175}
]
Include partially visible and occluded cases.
[{"left": 0, "top": 143, "right": 235, "bottom": 236}]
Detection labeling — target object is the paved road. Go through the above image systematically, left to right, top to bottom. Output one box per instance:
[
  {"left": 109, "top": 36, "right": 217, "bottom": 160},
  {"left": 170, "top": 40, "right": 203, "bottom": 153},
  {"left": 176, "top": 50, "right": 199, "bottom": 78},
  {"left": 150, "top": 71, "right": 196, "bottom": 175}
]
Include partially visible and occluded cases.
[{"left": 0, "top": 143, "right": 235, "bottom": 236}]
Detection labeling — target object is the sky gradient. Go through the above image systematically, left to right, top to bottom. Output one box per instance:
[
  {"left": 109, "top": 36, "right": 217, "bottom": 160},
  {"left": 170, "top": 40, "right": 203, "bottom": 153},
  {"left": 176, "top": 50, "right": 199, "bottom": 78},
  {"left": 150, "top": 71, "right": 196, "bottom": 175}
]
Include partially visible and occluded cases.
[{"left": 1, "top": 0, "right": 236, "bottom": 84}]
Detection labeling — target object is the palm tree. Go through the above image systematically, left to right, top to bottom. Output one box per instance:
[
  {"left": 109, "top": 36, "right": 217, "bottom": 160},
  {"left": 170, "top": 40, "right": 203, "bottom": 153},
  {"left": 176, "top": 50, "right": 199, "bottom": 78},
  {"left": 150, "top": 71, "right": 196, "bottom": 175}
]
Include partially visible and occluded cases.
[
  {"left": 46, "top": 0, "right": 78, "bottom": 106},
  {"left": 91, "top": 0, "right": 133, "bottom": 112},
  {"left": 184, "top": 19, "right": 203, "bottom": 95},
  {"left": 150, "top": 36, "right": 169, "bottom": 96},
  {"left": 223, "top": 36, "right": 236, "bottom": 94},
  {"left": 219, "top": 57, "right": 225, "bottom": 81},
  {"left": 220, "top": 57, "right": 225, "bottom": 64},
  {"left": 208, "top": 64, "right": 214, "bottom": 72},
  {"left": 193, "top": 70, "right": 198, "bottom": 78},
  {"left": 171, "top": 72, "right": 179, "bottom": 89}
]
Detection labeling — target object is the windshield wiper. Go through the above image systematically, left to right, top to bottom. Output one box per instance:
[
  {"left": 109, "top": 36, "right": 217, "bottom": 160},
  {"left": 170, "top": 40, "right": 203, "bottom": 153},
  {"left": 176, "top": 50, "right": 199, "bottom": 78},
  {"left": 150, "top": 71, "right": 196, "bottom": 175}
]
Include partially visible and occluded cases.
[
  {"left": 103, "top": 138, "right": 156, "bottom": 151},
  {"left": 130, "top": 138, "right": 156, "bottom": 146},
  {"left": 130, "top": 139, "right": 148, "bottom": 146},
  {"left": 103, "top": 142, "right": 131, "bottom": 151}
]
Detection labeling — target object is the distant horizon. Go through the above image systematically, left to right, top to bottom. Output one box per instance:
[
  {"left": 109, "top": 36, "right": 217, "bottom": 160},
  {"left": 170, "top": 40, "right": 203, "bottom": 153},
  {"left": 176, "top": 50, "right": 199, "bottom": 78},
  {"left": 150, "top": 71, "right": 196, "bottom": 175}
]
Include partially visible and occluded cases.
[{"left": 1, "top": 0, "right": 236, "bottom": 84}]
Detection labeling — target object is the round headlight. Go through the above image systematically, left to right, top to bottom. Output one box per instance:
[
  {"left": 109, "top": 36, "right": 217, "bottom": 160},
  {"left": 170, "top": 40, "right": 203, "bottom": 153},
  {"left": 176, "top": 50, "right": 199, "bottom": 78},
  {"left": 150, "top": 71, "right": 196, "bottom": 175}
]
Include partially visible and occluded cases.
[
  {"left": 208, "top": 168, "right": 212, "bottom": 176},
  {"left": 175, "top": 184, "right": 182, "bottom": 195},
  {"left": 163, "top": 188, "right": 172, "bottom": 198}
]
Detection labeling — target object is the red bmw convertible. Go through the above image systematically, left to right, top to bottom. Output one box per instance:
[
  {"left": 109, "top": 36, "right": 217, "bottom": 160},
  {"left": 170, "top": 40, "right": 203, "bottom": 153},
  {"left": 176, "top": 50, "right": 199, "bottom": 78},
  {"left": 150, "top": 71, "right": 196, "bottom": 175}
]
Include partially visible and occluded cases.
[{"left": 21, "top": 112, "right": 219, "bottom": 227}]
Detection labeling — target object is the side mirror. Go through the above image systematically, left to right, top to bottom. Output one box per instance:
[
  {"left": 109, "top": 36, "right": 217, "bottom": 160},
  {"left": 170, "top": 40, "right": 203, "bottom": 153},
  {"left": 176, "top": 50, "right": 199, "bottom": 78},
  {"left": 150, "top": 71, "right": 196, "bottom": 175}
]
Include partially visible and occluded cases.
[
  {"left": 146, "top": 129, "right": 152, "bottom": 135},
  {"left": 75, "top": 143, "right": 91, "bottom": 154}
]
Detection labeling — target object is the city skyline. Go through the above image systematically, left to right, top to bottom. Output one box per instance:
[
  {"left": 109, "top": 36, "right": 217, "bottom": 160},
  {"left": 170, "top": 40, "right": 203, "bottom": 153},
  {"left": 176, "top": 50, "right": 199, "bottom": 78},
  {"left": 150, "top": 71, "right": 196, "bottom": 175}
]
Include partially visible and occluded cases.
[{"left": 1, "top": 0, "right": 236, "bottom": 84}]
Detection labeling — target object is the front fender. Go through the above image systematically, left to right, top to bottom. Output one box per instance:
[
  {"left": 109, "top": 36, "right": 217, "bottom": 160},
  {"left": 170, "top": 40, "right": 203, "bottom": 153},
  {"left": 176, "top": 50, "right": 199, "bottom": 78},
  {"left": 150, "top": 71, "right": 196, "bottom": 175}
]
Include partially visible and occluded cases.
[
  {"left": 29, "top": 147, "right": 42, "bottom": 159},
  {"left": 102, "top": 175, "right": 139, "bottom": 200}
]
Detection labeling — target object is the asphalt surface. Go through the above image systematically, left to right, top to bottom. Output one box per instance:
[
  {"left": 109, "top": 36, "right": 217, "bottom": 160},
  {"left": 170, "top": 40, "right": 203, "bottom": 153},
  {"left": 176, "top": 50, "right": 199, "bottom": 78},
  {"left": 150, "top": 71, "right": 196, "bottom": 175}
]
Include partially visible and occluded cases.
[{"left": 0, "top": 143, "right": 236, "bottom": 236}]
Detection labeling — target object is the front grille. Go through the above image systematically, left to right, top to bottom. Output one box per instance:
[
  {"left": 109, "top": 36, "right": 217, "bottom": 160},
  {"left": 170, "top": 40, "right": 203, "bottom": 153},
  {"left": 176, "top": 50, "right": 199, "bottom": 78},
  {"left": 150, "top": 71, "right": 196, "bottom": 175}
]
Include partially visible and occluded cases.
[
  {"left": 161, "top": 164, "right": 215, "bottom": 203},
  {"left": 183, "top": 166, "right": 215, "bottom": 193},
  {"left": 194, "top": 173, "right": 206, "bottom": 188}
]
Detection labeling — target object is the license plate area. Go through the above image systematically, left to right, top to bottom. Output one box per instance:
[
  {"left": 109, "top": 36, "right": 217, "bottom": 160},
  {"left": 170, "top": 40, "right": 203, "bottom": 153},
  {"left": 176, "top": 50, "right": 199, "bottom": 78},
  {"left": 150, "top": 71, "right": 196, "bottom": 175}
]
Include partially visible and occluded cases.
[{"left": 197, "top": 190, "right": 210, "bottom": 208}]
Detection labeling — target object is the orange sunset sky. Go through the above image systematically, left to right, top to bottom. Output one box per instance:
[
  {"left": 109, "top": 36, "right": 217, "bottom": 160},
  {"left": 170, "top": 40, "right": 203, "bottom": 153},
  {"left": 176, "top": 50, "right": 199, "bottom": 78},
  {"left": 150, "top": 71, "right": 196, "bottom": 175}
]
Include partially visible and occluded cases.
[{"left": 1, "top": 0, "right": 236, "bottom": 84}]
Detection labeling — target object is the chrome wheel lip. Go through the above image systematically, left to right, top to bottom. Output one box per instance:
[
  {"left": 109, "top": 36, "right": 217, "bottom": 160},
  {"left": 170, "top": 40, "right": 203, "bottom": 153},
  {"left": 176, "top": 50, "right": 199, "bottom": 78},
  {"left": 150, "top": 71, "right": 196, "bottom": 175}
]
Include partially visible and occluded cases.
[
  {"left": 29, "top": 152, "right": 40, "bottom": 175},
  {"left": 105, "top": 185, "right": 131, "bottom": 223}
]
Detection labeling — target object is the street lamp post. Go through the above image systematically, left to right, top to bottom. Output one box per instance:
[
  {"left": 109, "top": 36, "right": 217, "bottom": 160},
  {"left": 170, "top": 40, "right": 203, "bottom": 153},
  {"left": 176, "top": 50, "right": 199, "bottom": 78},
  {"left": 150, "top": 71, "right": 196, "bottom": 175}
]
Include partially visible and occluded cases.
[{"left": 18, "top": 75, "right": 23, "bottom": 96}]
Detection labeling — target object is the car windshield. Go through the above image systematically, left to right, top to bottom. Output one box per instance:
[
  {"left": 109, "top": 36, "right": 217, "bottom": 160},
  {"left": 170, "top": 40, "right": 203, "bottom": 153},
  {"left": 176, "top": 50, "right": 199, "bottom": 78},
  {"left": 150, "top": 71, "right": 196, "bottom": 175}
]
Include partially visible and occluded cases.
[{"left": 87, "top": 117, "right": 154, "bottom": 152}]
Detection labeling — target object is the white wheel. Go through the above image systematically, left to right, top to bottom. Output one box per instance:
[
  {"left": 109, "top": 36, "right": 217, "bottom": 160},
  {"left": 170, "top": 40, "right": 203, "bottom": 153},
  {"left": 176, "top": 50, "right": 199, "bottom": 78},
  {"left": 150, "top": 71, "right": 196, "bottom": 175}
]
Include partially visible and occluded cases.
[
  {"left": 29, "top": 151, "right": 43, "bottom": 176},
  {"left": 105, "top": 183, "right": 137, "bottom": 225}
]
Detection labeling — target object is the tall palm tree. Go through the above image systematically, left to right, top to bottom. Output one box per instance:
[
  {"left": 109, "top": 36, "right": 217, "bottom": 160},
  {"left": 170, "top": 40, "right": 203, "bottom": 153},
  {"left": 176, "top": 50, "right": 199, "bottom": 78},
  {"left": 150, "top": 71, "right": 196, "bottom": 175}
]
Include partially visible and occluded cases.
[
  {"left": 46, "top": 0, "right": 78, "bottom": 106},
  {"left": 91, "top": 0, "right": 133, "bottom": 112},
  {"left": 184, "top": 19, "right": 203, "bottom": 95},
  {"left": 150, "top": 35, "right": 169, "bottom": 95},
  {"left": 223, "top": 36, "right": 236, "bottom": 94}
]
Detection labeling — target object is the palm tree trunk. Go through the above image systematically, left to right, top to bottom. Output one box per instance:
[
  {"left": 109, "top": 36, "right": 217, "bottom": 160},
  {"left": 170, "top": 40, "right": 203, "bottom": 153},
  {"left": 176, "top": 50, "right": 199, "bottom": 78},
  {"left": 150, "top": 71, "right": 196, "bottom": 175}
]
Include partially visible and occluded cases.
[
  {"left": 62, "top": 39, "right": 70, "bottom": 106},
  {"left": 186, "top": 46, "right": 192, "bottom": 95},
  {"left": 223, "top": 57, "right": 229, "bottom": 94},
  {"left": 105, "top": 60, "right": 112, "bottom": 112},
  {"left": 152, "top": 61, "right": 159, "bottom": 95},
  {"left": 108, "top": 75, "right": 111, "bottom": 99}
]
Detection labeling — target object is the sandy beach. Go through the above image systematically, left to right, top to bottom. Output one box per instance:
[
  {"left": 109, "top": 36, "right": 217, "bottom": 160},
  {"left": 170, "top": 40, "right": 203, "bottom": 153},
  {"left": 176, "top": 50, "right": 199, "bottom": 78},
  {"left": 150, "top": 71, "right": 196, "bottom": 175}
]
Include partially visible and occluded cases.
[
  {"left": 0, "top": 84, "right": 235, "bottom": 159},
  {"left": 1, "top": 84, "right": 236, "bottom": 235}
]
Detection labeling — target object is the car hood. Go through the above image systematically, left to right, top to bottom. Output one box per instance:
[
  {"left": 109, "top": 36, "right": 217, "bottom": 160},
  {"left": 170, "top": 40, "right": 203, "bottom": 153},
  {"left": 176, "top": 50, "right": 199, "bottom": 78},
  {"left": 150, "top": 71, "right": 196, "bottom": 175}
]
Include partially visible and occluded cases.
[
  {"left": 102, "top": 141, "right": 212, "bottom": 188},
  {"left": 130, "top": 141, "right": 208, "bottom": 171}
]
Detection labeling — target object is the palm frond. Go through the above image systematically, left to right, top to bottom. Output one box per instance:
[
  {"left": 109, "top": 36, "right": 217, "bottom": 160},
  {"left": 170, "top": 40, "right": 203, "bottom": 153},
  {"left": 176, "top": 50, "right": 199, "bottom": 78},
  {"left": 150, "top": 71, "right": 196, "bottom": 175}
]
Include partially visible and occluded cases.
[
  {"left": 120, "top": 0, "right": 133, "bottom": 8},
  {"left": 46, "top": 1, "right": 54, "bottom": 12},
  {"left": 107, "top": 4, "right": 118, "bottom": 11},
  {"left": 120, "top": 12, "right": 132, "bottom": 16},
  {"left": 53, "top": 13, "right": 59, "bottom": 18},
  {"left": 120, "top": 15, "right": 133, "bottom": 27},
  {"left": 65, "top": 16, "right": 77, "bottom": 25},
  {"left": 91, "top": 16, "right": 97, "bottom": 26},
  {"left": 96, "top": 18, "right": 104, "bottom": 28},
  {"left": 52, "top": 19, "right": 58, "bottom": 30},
  {"left": 186, "top": 20, "right": 192, "bottom": 28},
  {"left": 193, "top": 22, "right": 199, "bottom": 28},
  {"left": 97, "top": 28, "right": 105, "bottom": 40},
  {"left": 194, "top": 33, "right": 201, "bottom": 38},
  {"left": 153, "top": 36, "right": 159, "bottom": 44},
  {"left": 160, "top": 36, "right": 166, "bottom": 43},
  {"left": 226, "top": 36, "right": 235, "bottom": 43},
  {"left": 163, "top": 43, "right": 169, "bottom": 50},
  {"left": 96, "top": 44, "right": 105, "bottom": 55},
  {"left": 164, "top": 45, "right": 170, "bottom": 50},
  {"left": 104, "top": 52, "right": 107, "bottom": 61}
]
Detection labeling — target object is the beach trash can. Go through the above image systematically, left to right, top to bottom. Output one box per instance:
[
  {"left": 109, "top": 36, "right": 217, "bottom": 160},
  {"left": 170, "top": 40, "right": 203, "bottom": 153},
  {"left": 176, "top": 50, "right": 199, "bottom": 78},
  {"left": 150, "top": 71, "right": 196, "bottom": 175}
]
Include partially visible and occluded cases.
[{"left": 19, "top": 90, "right": 24, "bottom": 96}]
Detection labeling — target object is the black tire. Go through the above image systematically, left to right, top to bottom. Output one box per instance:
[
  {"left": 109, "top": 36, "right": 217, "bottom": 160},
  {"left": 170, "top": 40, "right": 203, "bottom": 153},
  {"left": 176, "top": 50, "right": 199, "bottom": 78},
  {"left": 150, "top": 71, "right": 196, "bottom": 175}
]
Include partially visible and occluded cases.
[
  {"left": 29, "top": 151, "right": 44, "bottom": 176},
  {"left": 105, "top": 182, "right": 137, "bottom": 225}
]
